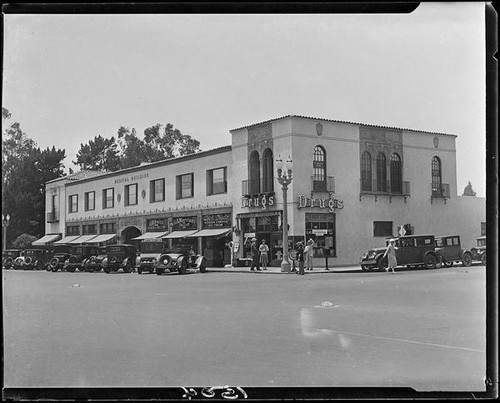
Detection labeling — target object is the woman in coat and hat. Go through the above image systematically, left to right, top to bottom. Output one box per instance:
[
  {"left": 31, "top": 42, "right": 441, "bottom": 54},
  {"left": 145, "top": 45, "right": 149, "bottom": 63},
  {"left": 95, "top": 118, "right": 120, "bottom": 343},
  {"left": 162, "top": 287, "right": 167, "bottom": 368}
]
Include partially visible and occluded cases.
[
  {"left": 250, "top": 238, "right": 261, "bottom": 271},
  {"left": 383, "top": 239, "right": 398, "bottom": 273}
]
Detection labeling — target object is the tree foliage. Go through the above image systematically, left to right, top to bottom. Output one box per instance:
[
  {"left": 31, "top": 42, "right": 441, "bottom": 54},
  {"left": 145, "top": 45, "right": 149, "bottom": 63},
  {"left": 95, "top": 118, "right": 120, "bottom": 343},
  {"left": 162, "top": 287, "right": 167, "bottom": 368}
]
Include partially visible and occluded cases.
[
  {"left": 2, "top": 109, "right": 66, "bottom": 246},
  {"left": 73, "top": 123, "right": 201, "bottom": 172},
  {"left": 11, "top": 233, "right": 38, "bottom": 249}
]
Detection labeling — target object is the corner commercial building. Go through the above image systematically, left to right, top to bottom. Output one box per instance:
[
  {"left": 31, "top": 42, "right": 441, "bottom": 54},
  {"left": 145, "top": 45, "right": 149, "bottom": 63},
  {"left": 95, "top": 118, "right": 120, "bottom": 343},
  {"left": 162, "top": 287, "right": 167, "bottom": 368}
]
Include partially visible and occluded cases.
[{"left": 42, "top": 115, "right": 486, "bottom": 267}]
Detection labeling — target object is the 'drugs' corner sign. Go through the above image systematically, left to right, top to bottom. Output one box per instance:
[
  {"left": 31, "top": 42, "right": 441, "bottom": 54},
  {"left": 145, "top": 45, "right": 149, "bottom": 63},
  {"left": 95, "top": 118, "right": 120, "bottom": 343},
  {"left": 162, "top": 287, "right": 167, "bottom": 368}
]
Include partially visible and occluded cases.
[{"left": 298, "top": 193, "right": 344, "bottom": 213}]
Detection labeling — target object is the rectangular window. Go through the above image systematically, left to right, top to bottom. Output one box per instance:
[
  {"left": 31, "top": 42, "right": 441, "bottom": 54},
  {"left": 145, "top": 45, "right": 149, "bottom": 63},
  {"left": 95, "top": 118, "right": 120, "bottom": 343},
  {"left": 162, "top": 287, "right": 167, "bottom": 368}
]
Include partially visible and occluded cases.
[
  {"left": 207, "top": 167, "right": 227, "bottom": 195},
  {"left": 177, "top": 173, "right": 194, "bottom": 199},
  {"left": 150, "top": 178, "right": 165, "bottom": 202},
  {"left": 125, "top": 184, "right": 138, "bottom": 206},
  {"left": 103, "top": 188, "right": 114, "bottom": 209},
  {"left": 84, "top": 191, "right": 95, "bottom": 211},
  {"left": 69, "top": 194, "right": 78, "bottom": 213},
  {"left": 305, "top": 213, "right": 336, "bottom": 258},
  {"left": 373, "top": 221, "right": 393, "bottom": 237},
  {"left": 100, "top": 222, "right": 116, "bottom": 234},
  {"left": 481, "top": 222, "right": 486, "bottom": 236},
  {"left": 82, "top": 224, "right": 97, "bottom": 235},
  {"left": 66, "top": 225, "right": 80, "bottom": 236}
]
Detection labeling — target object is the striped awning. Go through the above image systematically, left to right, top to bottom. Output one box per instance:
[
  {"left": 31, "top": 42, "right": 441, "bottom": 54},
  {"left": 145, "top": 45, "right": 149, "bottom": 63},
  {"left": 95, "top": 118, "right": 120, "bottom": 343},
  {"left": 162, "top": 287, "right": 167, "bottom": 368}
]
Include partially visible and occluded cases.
[
  {"left": 186, "top": 228, "right": 231, "bottom": 238},
  {"left": 163, "top": 230, "right": 198, "bottom": 239},
  {"left": 131, "top": 231, "right": 169, "bottom": 240},
  {"left": 32, "top": 234, "right": 61, "bottom": 245},
  {"left": 86, "top": 234, "right": 117, "bottom": 244},
  {"left": 54, "top": 235, "right": 81, "bottom": 244},
  {"left": 67, "top": 235, "right": 99, "bottom": 244}
]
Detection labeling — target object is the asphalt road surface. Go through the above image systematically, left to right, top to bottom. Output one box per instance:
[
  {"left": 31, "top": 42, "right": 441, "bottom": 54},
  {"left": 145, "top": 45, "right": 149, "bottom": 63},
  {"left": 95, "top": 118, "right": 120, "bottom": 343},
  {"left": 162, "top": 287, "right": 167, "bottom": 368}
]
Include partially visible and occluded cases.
[{"left": 3, "top": 266, "right": 487, "bottom": 393}]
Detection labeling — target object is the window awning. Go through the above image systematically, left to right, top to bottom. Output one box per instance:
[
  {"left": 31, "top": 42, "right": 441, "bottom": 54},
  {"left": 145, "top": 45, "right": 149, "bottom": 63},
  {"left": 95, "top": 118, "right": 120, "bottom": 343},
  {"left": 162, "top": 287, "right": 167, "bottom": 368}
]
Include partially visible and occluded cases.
[
  {"left": 186, "top": 228, "right": 232, "bottom": 238},
  {"left": 163, "top": 230, "right": 198, "bottom": 239},
  {"left": 131, "top": 231, "right": 169, "bottom": 240},
  {"left": 32, "top": 234, "right": 61, "bottom": 245},
  {"left": 86, "top": 234, "right": 117, "bottom": 244},
  {"left": 54, "top": 235, "right": 81, "bottom": 244},
  {"left": 68, "top": 235, "right": 98, "bottom": 244}
]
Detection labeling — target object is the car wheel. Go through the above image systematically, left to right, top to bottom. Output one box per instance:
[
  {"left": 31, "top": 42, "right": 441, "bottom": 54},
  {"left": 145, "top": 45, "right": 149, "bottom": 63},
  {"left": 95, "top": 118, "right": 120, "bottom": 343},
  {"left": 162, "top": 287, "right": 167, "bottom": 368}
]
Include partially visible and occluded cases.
[
  {"left": 462, "top": 253, "right": 472, "bottom": 267},
  {"left": 424, "top": 254, "right": 437, "bottom": 269},
  {"left": 481, "top": 254, "right": 486, "bottom": 265},
  {"left": 377, "top": 257, "right": 388, "bottom": 271},
  {"left": 50, "top": 258, "right": 59, "bottom": 272},
  {"left": 178, "top": 260, "right": 187, "bottom": 274},
  {"left": 199, "top": 260, "right": 207, "bottom": 273},
  {"left": 443, "top": 260, "right": 453, "bottom": 268},
  {"left": 35, "top": 261, "right": 43, "bottom": 270},
  {"left": 124, "top": 261, "right": 132, "bottom": 273},
  {"left": 88, "top": 265, "right": 95, "bottom": 273},
  {"left": 361, "top": 265, "right": 368, "bottom": 271},
  {"left": 104, "top": 267, "right": 110, "bottom": 273},
  {"left": 137, "top": 267, "right": 143, "bottom": 274},
  {"left": 156, "top": 267, "right": 163, "bottom": 275}
]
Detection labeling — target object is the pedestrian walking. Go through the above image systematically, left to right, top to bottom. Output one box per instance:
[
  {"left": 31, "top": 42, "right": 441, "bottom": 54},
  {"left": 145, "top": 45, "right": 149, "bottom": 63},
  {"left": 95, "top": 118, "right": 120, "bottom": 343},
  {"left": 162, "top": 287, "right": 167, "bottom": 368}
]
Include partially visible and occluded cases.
[
  {"left": 250, "top": 238, "right": 261, "bottom": 271},
  {"left": 305, "top": 238, "right": 315, "bottom": 271},
  {"left": 259, "top": 239, "right": 269, "bottom": 270},
  {"left": 383, "top": 239, "right": 397, "bottom": 273},
  {"left": 296, "top": 241, "right": 305, "bottom": 275}
]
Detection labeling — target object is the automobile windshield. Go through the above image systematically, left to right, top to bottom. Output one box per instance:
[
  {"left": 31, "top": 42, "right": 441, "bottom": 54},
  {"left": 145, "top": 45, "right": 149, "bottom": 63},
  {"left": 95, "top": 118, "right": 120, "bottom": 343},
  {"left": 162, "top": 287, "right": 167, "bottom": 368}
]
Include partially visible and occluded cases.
[
  {"left": 435, "top": 238, "right": 444, "bottom": 247},
  {"left": 477, "top": 238, "right": 486, "bottom": 247},
  {"left": 140, "top": 242, "right": 164, "bottom": 253},
  {"left": 74, "top": 247, "right": 84, "bottom": 254}
]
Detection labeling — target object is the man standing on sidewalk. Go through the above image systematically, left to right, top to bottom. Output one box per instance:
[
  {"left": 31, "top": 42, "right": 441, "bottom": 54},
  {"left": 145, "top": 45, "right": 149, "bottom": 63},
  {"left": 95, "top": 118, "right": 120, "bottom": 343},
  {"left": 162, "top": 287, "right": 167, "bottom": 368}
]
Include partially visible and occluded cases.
[{"left": 250, "top": 238, "right": 261, "bottom": 271}]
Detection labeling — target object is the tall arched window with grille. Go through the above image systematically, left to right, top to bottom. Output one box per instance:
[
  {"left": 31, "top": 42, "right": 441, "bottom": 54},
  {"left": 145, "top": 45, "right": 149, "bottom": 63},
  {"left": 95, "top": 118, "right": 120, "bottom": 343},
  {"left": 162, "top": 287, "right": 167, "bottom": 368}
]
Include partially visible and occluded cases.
[
  {"left": 313, "top": 146, "right": 326, "bottom": 191},
  {"left": 262, "top": 148, "right": 274, "bottom": 193},
  {"left": 249, "top": 151, "right": 261, "bottom": 194},
  {"left": 361, "top": 151, "right": 372, "bottom": 191},
  {"left": 376, "top": 152, "right": 387, "bottom": 192},
  {"left": 390, "top": 153, "right": 402, "bottom": 194},
  {"left": 431, "top": 156, "right": 442, "bottom": 195}
]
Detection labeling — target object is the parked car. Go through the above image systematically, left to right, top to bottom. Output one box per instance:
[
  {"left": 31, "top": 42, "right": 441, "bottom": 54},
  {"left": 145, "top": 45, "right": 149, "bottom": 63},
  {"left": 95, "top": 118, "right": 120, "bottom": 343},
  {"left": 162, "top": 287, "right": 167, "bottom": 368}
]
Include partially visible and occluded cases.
[
  {"left": 360, "top": 234, "right": 441, "bottom": 271},
  {"left": 435, "top": 235, "right": 472, "bottom": 267},
  {"left": 470, "top": 235, "right": 486, "bottom": 265},
  {"left": 137, "top": 239, "right": 168, "bottom": 274},
  {"left": 48, "top": 244, "right": 73, "bottom": 272},
  {"left": 103, "top": 244, "right": 137, "bottom": 273},
  {"left": 64, "top": 245, "right": 101, "bottom": 272},
  {"left": 156, "top": 245, "right": 207, "bottom": 275},
  {"left": 83, "top": 246, "right": 108, "bottom": 272},
  {"left": 22, "top": 247, "right": 55, "bottom": 270},
  {"left": 2, "top": 249, "right": 23, "bottom": 269},
  {"left": 13, "top": 254, "right": 27, "bottom": 270}
]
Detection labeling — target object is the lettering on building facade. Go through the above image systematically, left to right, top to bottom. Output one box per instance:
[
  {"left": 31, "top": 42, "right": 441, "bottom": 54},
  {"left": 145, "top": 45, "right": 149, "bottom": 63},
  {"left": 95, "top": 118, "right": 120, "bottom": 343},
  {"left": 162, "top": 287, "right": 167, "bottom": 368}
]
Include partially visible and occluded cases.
[
  {"left": 114, "top": 173, "right": 149, "bottom": 184},
  {"left": 298, "top": 193, "right": 344, "bottom": 213},
  {"left": 241, "top": 194, "right": 275, "bottom": 210},
  {"left": 202, "top": 213, "right": 232, "bottom": 229},
  {"left": 172, "top": 216, "right": 198, "bottom": 231},
  {"left": 146, "top": 218, "right": 168, "bottom": 232}
]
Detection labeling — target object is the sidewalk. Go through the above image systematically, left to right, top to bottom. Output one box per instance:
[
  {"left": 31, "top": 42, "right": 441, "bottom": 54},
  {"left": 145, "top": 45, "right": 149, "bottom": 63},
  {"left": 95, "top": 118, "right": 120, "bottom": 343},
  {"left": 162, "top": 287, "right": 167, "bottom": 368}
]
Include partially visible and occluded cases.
[{"left": 208, "top": 264, "right": 360, "bottom": 274}]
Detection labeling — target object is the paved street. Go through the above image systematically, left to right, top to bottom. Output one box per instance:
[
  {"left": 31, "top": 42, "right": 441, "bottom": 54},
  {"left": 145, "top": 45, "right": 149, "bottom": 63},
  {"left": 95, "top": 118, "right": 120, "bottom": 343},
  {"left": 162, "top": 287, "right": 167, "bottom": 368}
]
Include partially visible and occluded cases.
[{"left": 3, "top": 265, "right": 486, "bottom": 392}]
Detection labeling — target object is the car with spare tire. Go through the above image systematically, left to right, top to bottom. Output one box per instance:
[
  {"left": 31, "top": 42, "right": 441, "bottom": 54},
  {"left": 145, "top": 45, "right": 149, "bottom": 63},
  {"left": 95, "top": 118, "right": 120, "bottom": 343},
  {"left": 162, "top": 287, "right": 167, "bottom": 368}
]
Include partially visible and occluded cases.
[
  {"left": 434, "top": 235, "right": 472, "bottom": 267},
  {"left": 48, "top": 244, "right": 73, "bottom": 272},
  {"left": 103, "top": 244, "right": 137, "bottom": 273},
  {"left": 156, "top": 245, "right": 207, "bottom": 275}
]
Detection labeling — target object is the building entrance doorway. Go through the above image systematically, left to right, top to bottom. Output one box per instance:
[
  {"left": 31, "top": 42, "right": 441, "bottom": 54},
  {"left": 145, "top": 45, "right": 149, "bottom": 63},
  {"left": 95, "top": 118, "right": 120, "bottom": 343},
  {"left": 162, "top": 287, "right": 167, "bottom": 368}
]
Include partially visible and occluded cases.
[{"left": 122, "top": 226, "right": 141, "bottom": 248}]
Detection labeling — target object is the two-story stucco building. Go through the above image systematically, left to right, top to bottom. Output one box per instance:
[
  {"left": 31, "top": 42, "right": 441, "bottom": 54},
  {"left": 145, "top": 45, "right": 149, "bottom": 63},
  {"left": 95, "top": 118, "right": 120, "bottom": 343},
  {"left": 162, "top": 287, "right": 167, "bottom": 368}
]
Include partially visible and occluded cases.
[{"left": 38, "top": 115, "right": 486, "bottom": 267}]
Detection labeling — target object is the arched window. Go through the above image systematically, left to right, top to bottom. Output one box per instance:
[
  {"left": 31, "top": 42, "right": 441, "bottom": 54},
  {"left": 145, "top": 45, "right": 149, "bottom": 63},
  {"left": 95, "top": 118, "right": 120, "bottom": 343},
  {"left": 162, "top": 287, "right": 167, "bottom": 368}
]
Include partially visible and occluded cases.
[
  {"left": 313, "top": 146, "right": 326, "bottom": 191},
  {"left": 262, "top": 148, "right": 274, "bottom": 193},
  {"left": 249, "top": 151, "right": 261, "bottom": 194},
  {"left": 361, "top": 151, "right": 372, "bottom": 191},
  {"left": 376, "top": 152, "right": 387, "bottom": 192},
  {"left": 390, "top": 153, "right": 402, "bottom": 193},
  {"left": 431, "top": 156, "right": 442, "bottom": 195}
]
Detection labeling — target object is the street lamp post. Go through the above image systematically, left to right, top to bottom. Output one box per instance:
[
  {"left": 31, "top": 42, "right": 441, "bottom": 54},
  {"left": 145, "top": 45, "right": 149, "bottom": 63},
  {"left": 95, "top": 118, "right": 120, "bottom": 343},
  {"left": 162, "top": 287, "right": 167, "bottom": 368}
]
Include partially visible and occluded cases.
[
  {"left": 276, "top": 156, "right": 293, "bottom": 273},
  {"left": 2, "top": 214, "right": 10, "bottom": 252}
]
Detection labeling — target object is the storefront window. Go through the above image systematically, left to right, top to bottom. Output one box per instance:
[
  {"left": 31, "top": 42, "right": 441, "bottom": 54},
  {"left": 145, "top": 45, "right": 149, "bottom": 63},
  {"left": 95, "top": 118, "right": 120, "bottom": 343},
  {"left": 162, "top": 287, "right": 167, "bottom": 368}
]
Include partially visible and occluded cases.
[{"left": 305, "top": 213, "right": 336, "bottom": 257}]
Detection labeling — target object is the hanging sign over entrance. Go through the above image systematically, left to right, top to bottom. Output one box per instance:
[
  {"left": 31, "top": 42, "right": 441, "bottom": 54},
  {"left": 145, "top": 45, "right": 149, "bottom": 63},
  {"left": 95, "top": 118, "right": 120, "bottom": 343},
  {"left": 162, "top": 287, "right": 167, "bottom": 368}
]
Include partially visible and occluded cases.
[{"left": 298, "top": 193, "right": 344, "bottom": 213}]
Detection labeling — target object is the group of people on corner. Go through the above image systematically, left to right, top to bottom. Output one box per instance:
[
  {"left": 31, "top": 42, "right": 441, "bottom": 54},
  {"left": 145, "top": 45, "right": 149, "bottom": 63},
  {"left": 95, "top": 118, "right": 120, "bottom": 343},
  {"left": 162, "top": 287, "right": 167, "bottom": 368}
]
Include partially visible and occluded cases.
[{"left": 249, "top": 237, "right": 317, "bottom": 274}]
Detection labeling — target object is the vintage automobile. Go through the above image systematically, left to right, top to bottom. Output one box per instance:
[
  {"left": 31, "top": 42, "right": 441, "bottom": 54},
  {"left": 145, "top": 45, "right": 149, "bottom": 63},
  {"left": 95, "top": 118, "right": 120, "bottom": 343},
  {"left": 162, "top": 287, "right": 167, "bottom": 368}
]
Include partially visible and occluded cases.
[
  {"left": 360, "top": 234, "right": 441, "bottom": 271},
  {"left": 435, "top": 235, "right": 472, "bottom": 267},
  {"left": 469, "top": 235, "right": 486, "bottom": 265},
  {"left": 137, "top": 238, "right": 168, "bottom": 274},
  {"left": 48, "top": 244, "right": 73, "bottom": 272},
  {"left": 103, "top": 244, "right": 137, "bottom": 273},
  {"left": 64, "top": 245, "right": 101, "bottom": 272},
  {"left": 156, "top": 245, "right": 207, "bottom": 275},
  {"left": 83, "top": 246, "right": 108, "bottom": 272},
  {"left": 22, "top": 247, "right": 55, "bottom": 270},
  {"left": 2, "top": 249, "right": 23, "bottom": 269}
]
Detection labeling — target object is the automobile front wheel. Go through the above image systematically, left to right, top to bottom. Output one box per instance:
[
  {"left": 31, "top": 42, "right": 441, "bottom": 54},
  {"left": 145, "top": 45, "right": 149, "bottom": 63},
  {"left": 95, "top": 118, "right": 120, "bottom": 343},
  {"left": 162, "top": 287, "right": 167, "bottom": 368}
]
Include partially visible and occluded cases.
[
  {"left": 462, "top": 253, "right": 472, "bottom": 267},
  {"left": 424, "top": 254, "right": 437, "bottom": 269},
  {"left": 377, "top": 258, "right": 388, "bottom": 271},
  {"left": 178, "top": 260, "right": 187, "bottom": 274},
  {"left": 199, "top": 261, "right": 207, "bottom": 273},
  {"left": 156, "top": 267, "right": 163, "bottom": 275}
]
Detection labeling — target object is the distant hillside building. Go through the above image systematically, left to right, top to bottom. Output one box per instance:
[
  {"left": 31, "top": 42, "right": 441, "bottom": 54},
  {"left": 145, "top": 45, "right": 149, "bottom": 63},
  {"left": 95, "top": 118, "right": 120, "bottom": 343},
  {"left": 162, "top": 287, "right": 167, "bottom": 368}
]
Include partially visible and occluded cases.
[{"left": 41, "top": 115, "right": 486, "bottom": 266}]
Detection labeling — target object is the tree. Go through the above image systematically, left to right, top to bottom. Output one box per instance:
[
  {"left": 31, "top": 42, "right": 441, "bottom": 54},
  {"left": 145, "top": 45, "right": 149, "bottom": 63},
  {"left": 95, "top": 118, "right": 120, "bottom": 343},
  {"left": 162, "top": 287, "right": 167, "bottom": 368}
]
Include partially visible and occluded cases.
[
  {"left": 2, "top": 109, "right": 66, "bottom": 244},
  {"left": 73, "top": 122, "right": 201, "bottom": 172},
  {"left": 11, "top": 233, "right": 38, "bottom": 249}
]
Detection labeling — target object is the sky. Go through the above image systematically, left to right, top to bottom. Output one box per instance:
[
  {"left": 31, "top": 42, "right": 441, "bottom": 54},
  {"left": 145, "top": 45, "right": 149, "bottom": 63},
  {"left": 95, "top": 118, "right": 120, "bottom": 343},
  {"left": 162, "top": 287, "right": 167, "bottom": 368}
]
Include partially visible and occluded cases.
[{"left": 2, "top": 2, "right": 487, "bottom": 197}]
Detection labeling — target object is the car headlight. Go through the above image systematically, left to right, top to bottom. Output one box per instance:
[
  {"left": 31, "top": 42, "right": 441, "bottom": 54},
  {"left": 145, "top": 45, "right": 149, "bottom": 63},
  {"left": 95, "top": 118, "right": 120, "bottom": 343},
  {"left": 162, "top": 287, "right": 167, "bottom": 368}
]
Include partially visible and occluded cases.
[
  {"left": 368, "top": 251, "right": 376, "bottom": 259},
  {"left": 361, "top": 253, "right": 368, "bottom": 259}
]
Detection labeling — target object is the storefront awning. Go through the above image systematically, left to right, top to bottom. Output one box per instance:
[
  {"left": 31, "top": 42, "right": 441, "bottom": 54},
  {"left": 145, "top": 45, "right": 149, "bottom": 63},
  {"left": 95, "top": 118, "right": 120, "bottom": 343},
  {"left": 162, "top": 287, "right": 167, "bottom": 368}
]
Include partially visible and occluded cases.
[
  {"left": 186, "top": 228, "right": 232, "bottom": 238},
  {"left": 163, "top": 230, "right": 198, "bottom": 239},
  {"left": 131, "top": 231, "right": 169, "bottom": 240},
  {"left": 32, "top": 233, "right": 61, "bottom": 245},
  {"left": 86, "top": 234, "right": 117, "bottom": 244},
  {"left": 54, "top": 235, "right": 81, "bottom": 244},
  {"left": 67, "top": 235, "right": 98, "bottom": 244}
]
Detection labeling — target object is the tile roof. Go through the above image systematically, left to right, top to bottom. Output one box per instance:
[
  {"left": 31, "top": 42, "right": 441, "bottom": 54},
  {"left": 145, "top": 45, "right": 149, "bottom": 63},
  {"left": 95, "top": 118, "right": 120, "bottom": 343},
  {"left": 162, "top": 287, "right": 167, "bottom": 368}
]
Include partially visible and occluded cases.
[{"left": 230, "top": 114, "right": 456, "bottom": 137}]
